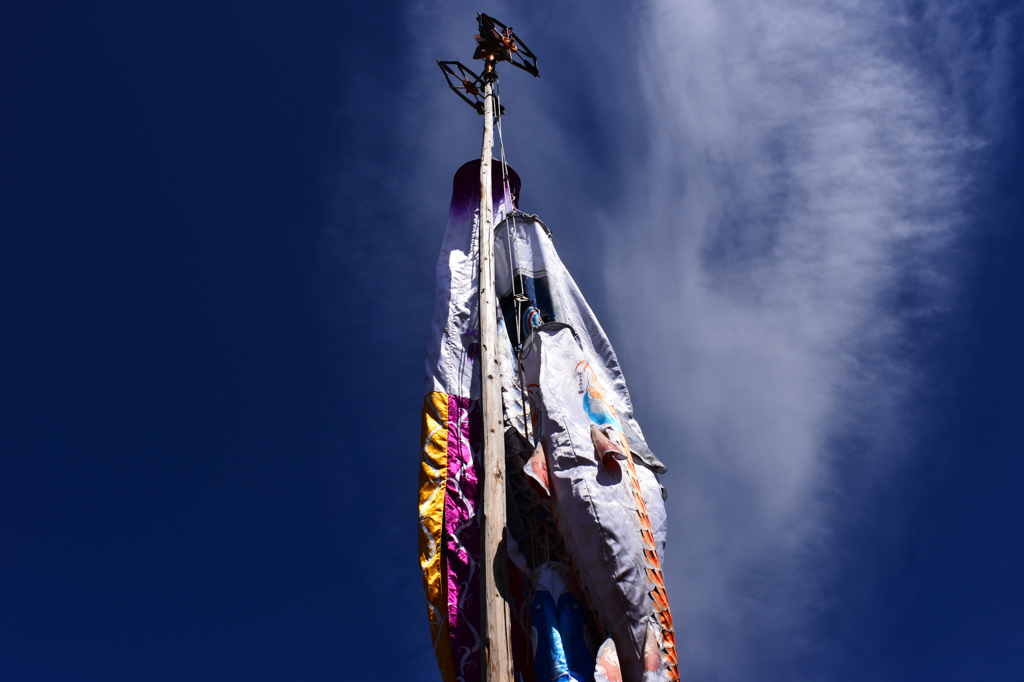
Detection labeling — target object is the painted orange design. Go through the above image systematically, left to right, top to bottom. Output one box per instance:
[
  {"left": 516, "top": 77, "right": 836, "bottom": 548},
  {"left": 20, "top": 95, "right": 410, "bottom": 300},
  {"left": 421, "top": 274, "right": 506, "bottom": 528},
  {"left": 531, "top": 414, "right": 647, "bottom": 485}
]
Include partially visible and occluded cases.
[{"left": 577, "top": 361, "right": 679, "bottom": 682}]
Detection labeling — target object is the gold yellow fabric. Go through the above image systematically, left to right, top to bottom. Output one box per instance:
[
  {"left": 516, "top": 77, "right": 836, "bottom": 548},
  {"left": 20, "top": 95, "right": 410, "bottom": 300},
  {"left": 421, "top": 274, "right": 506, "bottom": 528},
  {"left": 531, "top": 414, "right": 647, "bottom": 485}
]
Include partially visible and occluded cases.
[{"left": 418, "top": 392, "right": 453, "bottom": 681}]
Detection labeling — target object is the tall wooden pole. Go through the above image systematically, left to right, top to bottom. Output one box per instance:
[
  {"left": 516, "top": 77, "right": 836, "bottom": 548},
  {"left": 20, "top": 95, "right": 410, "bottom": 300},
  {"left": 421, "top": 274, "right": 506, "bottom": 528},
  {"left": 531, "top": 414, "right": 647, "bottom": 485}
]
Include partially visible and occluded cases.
[{"left": 477, "top": 68, "right": 513, "bottom": 682}]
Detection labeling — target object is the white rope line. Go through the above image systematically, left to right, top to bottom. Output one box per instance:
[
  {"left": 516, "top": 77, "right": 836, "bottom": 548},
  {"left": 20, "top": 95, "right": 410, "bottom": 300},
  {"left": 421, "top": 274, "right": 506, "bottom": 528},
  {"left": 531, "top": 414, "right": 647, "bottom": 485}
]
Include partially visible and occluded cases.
[{"left": 494, "top": 81, "right": 533, "bottom": 444}]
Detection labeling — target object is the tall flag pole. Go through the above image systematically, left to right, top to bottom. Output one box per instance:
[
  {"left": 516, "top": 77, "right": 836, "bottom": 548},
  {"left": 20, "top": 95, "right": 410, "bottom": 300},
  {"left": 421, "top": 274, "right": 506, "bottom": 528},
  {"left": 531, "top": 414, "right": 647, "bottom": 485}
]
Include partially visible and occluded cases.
[
  {"left": 430, "top": 15, "right": 679, "bottom": 682},
  {"left": 437, "top": 15, "right": 539, "bottom": 682},
  {"left": 476, "top": 41, "right": 512, "bottom": 682}
]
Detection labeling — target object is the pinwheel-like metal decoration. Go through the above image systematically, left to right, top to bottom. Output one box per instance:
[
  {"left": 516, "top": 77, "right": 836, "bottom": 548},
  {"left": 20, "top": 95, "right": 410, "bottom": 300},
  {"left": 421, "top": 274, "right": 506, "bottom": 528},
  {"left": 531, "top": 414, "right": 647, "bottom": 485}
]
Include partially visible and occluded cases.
[
  {"left": 437, "top": 13, "right": 538, "bottom": 115},
  {"left": 473, "top": 13, "right": 539, "bottom": 79},
  {"left": 436, "top": 60, "right": 505, "bottom": 116}
]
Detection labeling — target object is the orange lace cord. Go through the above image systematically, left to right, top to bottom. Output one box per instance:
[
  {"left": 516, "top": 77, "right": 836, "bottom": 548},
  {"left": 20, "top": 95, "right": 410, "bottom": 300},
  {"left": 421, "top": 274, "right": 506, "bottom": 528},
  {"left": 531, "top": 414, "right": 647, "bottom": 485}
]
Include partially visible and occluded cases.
[{"left": 619, "top": 432, "right": 678, "bottom": 682}]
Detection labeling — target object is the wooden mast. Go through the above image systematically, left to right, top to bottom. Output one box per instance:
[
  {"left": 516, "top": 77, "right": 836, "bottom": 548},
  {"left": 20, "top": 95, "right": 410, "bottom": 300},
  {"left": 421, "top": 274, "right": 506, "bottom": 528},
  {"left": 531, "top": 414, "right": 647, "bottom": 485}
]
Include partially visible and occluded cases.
[
  {"left": 436, "top": 17, "right": 538, "bottom": 681},
  {"left": 477, "top": 57, "right": 514, "bottom": 682}
]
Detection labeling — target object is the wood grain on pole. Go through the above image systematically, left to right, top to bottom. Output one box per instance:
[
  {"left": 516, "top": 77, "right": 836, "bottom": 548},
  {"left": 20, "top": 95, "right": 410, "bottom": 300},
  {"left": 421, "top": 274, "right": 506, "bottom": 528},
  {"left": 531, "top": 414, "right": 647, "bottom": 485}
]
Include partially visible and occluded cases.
[{"left": 478, "top": 77, "right": 513, "bottom": 682}]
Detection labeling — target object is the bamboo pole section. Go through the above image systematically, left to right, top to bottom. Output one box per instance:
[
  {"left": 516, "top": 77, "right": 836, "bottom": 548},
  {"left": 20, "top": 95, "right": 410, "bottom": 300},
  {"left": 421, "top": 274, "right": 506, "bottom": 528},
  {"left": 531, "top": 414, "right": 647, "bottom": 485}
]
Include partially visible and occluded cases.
[{"left": 477, "top": 73, "right": 513, "bottom": 682}]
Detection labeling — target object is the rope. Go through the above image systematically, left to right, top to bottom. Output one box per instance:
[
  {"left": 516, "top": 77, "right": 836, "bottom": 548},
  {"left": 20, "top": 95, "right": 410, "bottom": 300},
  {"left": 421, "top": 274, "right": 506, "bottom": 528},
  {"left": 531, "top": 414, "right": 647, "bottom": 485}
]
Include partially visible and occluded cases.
[{"left": 494, "top": 81, "right": 534, "bottom": 446}]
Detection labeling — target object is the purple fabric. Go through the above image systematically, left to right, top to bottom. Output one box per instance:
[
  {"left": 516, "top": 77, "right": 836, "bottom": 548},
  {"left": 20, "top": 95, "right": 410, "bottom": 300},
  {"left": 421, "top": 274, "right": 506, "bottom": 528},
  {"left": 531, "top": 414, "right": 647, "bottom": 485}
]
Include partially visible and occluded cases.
[
  {"left": 449, "top": 158, "right": 521, "bottom": 220},
  {"left": 445, "top": 395, "right": 482, "bottom": 682}
]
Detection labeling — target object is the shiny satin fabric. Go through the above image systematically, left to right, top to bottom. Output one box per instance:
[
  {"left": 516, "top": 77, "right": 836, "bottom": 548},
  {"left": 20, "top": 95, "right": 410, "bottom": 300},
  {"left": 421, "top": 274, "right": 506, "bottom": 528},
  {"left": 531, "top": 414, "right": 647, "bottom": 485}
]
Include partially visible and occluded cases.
[{"left": 521, "top": 324, "right": 674, "bottom": 682}]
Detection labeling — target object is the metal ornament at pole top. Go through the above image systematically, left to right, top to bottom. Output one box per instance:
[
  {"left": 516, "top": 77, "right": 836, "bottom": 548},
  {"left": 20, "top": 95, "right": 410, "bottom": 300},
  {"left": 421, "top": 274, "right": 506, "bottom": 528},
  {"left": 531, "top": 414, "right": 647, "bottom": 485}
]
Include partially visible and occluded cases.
[
  {"left": 436, "top": 14, "right": 538, "bottom": 116},
  {"left": 437, "top": 14, "right": 538, "bottom": 682}
]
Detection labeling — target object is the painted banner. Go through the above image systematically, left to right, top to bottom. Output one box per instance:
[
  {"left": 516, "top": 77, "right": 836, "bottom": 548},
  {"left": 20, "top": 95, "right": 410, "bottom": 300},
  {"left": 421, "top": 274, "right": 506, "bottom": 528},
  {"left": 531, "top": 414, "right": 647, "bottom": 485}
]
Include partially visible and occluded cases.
[
  {"left": 419, "top": 162, "right": 675, "bottom": 682},
  {"left": 494, "top": 214, "right": 676, "bottom": 682}
]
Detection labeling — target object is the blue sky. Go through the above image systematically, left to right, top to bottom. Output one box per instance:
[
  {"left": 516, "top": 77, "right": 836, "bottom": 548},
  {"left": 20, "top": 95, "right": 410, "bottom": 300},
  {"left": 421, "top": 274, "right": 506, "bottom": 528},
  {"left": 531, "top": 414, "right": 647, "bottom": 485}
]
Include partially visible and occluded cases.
[{"left": 3, "top": 2, "right": 1023, "bottom": 680}]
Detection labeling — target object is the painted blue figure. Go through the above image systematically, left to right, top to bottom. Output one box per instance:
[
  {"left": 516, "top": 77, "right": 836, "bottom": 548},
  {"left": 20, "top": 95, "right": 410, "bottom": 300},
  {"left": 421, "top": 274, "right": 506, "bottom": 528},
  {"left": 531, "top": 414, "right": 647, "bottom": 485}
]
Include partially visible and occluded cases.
[{"left": 531, "top": 562, "right": 596, "bottom": 682}]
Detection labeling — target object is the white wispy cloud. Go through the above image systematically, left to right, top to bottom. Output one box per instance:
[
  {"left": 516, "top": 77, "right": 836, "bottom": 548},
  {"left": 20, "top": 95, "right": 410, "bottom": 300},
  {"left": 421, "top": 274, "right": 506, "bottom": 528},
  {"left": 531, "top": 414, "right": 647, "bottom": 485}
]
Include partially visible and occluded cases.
[{"left": 391, "top": 1, "right": 1018, "bottom": 679}]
